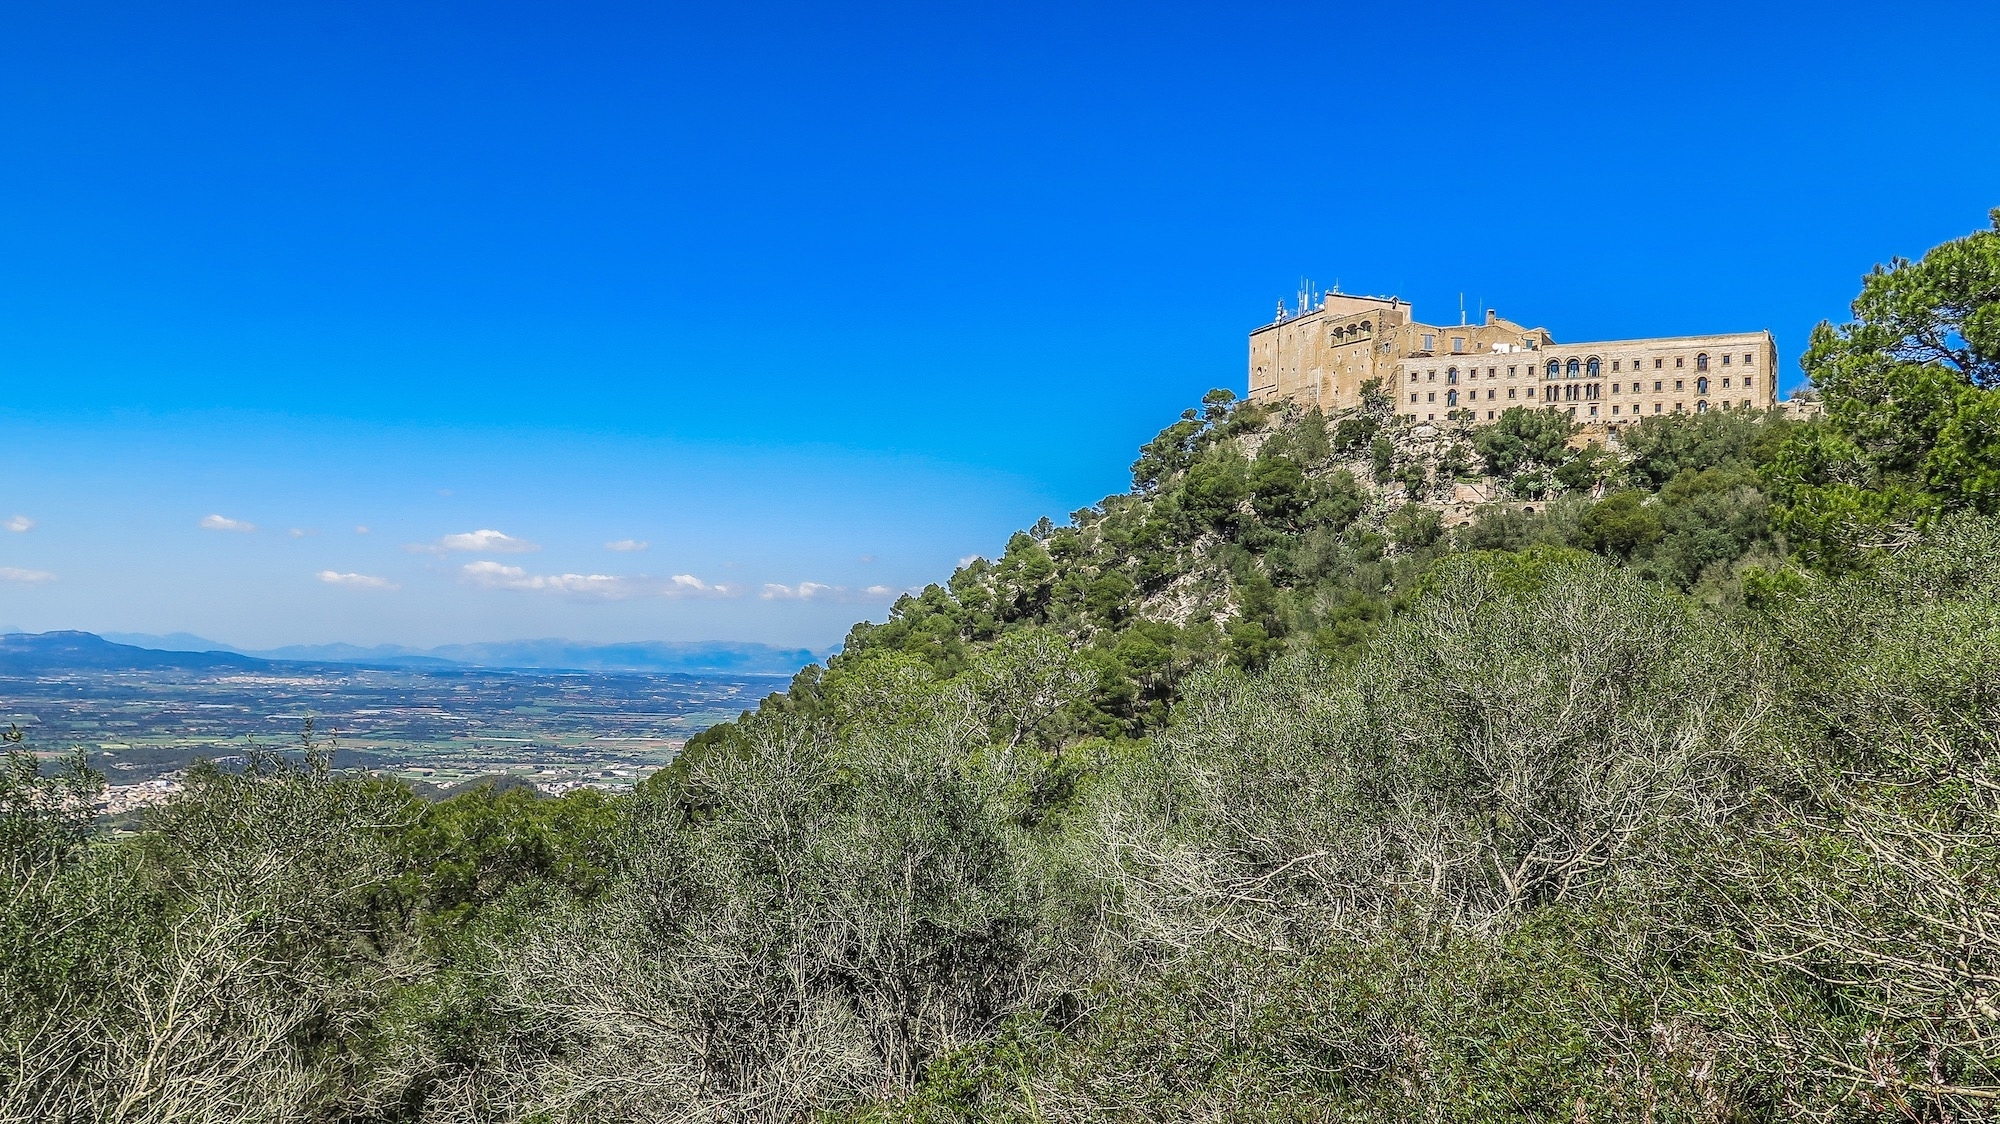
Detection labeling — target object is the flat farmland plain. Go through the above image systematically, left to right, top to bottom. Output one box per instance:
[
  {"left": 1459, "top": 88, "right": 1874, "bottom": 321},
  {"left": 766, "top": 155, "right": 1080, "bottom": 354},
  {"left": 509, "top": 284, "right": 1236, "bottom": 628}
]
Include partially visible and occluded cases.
[{"left": 2, "top": 663, "right": 783, "bottom": 797}]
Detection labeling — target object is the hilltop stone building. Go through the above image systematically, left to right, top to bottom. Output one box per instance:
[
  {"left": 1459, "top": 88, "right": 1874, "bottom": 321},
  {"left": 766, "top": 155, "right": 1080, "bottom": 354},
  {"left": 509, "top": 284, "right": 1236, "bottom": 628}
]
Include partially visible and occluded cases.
[{"left": 1247, "top": 292, "right": 1777, "bottom": 429}]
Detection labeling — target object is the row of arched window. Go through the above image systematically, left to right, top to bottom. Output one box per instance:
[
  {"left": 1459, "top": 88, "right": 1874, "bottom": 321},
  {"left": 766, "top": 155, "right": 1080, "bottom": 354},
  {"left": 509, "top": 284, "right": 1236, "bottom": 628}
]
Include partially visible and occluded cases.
[{"left": 1543, "top": 352, "right": 1750, "bottom": 379}]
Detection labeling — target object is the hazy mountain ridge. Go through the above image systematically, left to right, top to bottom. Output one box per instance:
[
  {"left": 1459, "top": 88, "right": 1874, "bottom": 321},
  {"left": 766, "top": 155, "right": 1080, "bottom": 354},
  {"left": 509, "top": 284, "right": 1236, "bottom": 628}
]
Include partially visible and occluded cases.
[
  {"left": 0, "top": 632, "right": 271, "bottom": 673},
  {"left": 96, "top": 632, "right": 826, "bottom": 676}
]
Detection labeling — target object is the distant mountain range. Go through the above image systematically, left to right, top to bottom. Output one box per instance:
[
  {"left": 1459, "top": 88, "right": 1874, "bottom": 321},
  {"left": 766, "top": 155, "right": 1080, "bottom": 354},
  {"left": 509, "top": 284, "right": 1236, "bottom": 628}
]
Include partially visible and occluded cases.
[
  {"left": 8, "top": 631, "right": 827, "bottom": 676},
  {"left": 0, "top": 632, "right": 271, "bottom": 673}
]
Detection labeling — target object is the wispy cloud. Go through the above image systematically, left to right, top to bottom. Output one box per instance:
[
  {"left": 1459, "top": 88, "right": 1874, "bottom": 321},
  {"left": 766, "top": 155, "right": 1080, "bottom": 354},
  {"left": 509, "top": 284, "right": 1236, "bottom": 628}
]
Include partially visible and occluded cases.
[
  {"left": 200, "top": 514, "right": 256, "bottom": 533},
  {"left": 4, "top": 515, "right": 32, "bottom": 533},
  {"left": 354, "top": 525, "right": 371, "bottom": 534},
  {"left": 289, "top": 528, "right": 317, "bottom": 538},
  {"left": 406, "top": 528, "right": 539, "bottom": 555},
  {"left": 604, "top": 539, "right": 649, "bottom": 552},
  {"left": 958, "top": 554, "right": 982, "bottom": 568},
  {"left": 461, "top": 561, "right": 635, "bottom": 598},
  {"left": 460, "top": 562, "right": 736, "bottom": 600},
  {"left": 0, "top": 567, "right": 55, "bottom": 584},
  {"left": 316, "top": 570, "right": 399, "bottom": 591},
  {"left": 760, "top": 581, "right": 901, "bottom": 602},
  {"left": 761, "top": 581, "right": 834, "bottom": 600}
]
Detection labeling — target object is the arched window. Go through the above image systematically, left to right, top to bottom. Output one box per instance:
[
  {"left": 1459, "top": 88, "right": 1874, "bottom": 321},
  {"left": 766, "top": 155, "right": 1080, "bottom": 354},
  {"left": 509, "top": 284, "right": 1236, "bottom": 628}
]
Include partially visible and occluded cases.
[
  {"left": 1360, "top": 321, "right": 1372, "bottom": 334},
  {"left": 1696, "top": 353, "right": 1710, "bottom": 371},
  {"left": 1586, "top": 357, "right": 1601, "bottom": 378},
  {"left": 1566, "top": 358, "right": 1580, "bottom": 378},
  {"left": 1547, "top": 360, "right": 1560, "bottom": 379},
  {"left": 1447, "top": 367, "right": 1459, "bottom": 384},
  {"left": 1697, "top": 376, "right": 1709, "bottom": 395},
  {"left": 1446, "top": 389, "right": 1459, "bottom": 406},
  {"left": 1697, "top": 400, "right": 1709, "bottom": 413}
]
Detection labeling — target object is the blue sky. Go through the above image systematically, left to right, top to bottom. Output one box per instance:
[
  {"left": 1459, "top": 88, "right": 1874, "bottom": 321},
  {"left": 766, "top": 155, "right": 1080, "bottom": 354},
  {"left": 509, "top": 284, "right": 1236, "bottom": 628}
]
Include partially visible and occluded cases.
[{"left": 1, "top": 0, "right": 1996, "bottom": 649}]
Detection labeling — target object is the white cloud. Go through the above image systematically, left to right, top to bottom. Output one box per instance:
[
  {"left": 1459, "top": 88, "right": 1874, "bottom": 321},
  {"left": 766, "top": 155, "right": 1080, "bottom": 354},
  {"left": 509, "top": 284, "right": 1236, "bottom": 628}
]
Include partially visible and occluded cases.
[
  {"left": 200, "top": 514, "right": 256, "bottom": 533},
  {"left": 4, "top": 515, "right": 32, "bottom": 533},
  {"left": 354, "top": 525, "right": 371, "bottom": 534},
  {"left": 289, "top": 528, "right": 317, "bottom": 538},
  {"left": 407, "top": 528, "right": 539, "bottom": 555},
  {"left": 605, "top": 539, "right": 649, "bottom": 552},
  {"left": 958, "top": 554, "right": 982, "bottom": 568},
  {"left": 461, "top": 561, "right": 632, "bottom": 598},
  {"left": 460, "top": 562, "right": 735, "bottom": 599},
  {"left": 0, "top": 567, "right": 54, "bottom": 584},
  {"left": 316, "top": 570, "right": 399, "bottom": 591},
  {"left": 664, "top": 574, "right": 736, "bottom": 597},
  {"left": 760, "top": 581, "right": 834, "bottom": 600},
  {"left": 761, "top": 581, "right": 900, "bottom": 602}
]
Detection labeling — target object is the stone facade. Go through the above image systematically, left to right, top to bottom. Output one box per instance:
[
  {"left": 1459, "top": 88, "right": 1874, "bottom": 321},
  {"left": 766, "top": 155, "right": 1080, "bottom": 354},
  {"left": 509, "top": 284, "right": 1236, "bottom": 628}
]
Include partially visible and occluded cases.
[{"left": 1249, "top": 294, "right": 1778, "bottom": 430}]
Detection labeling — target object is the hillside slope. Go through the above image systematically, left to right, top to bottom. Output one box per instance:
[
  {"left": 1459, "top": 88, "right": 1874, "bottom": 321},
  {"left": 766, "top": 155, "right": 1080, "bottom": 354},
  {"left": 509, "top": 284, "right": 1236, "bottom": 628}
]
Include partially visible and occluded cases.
[{"left": 685, "top": 384, "right": 1793, "bottom": 767}]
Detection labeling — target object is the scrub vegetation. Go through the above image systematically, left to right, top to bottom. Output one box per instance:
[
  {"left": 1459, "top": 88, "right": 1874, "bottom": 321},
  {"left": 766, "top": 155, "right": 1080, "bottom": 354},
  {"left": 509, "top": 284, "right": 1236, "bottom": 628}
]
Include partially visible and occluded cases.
[{"left": 6, "top": 211, "right": 2000, "bottom": 1123}]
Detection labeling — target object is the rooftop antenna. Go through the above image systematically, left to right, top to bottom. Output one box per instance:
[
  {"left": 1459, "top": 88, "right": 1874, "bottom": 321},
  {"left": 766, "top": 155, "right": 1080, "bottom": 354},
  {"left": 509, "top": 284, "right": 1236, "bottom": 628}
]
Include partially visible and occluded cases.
[{"left": 1459, "top": 292, "right": 1467, "bottom": 326}]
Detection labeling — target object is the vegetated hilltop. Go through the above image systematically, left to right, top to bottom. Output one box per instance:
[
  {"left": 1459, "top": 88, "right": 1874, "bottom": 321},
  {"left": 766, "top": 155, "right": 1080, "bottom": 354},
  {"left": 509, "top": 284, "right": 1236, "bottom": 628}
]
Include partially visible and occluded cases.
[
  {"left": 4, "top": 210, "right": 1999, "bottom": 1124},
  {"left": 680, "top": 362, "right": 1797, "bottom": 766}
]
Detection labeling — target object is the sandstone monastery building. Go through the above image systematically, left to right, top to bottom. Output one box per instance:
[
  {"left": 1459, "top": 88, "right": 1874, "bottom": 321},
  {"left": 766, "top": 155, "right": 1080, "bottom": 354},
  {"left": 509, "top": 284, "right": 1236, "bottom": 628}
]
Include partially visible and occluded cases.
[{"left": 1247, "top": 291, "right": 1777, "bottom": 428}]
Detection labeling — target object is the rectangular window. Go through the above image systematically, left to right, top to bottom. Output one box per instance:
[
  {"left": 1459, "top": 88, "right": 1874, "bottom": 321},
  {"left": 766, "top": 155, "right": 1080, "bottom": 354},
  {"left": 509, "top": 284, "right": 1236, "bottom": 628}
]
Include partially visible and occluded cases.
[
  {"left": 1422, "top": 334, "right": 1434, "bottom": 350},
  {"left": 1452, "top": 337, "right": 1465, "bottom": 352},
  {"left": 1745, "top": 353, "right": 1754, "bottom": 365},
  {"left": 1722, "top": 354, "right": 1732, "bottom": 365},
  {"left": 1676, "top": 357, "right": 1685, "bottom": 368},
  {"left": 1655, "top": 358, "right": 1664, "bottom": 369},
  {"left": 1612, "top": 360, "right": 1621, "bottom": 371},
  {"left": 1508, "top": 365, "right": 1516, "bottom": 376},
  {"left": 1488, "top": 367, "right": 1497, "bottom": 378},
  {"left": 1410, "top": 372, "right": 1419, "bottom": 382},
  {"left": 1745, "top": 376, "right": 1754, "bottom": 387},
  {"left": 1723, "top": 377, "right": 1732, "bottom": 388},
  {"left": 1654, "top": 380, "right": 1663, "bottom": 392},
  {"left": 1676, "top": 380, "right": 1684, "bottom": 390},
  {"left": 1611, "top": 382, "right": 1619, "bottom": 394},
  {"left": 1508, "top": 388, "right": 1517, "bottom": 398},
  {"left": 1427, "top": 392, "right": 1435, "bottom": 402},
  {"left": 1410, "top": 393, "right": 1418, "bottom": 403},
  {"left": 1654, "top": 403, "right": 1663, "bottom": 413},
  {"left": 1590, "top": 405, "right": 1599, "bottom": 416},
  {"left": 1612, "top": 405, "right": 1621, "bottom": 414},
  {"left": 1487, "top": 410, "right": 1495, "bottom": 419}
]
